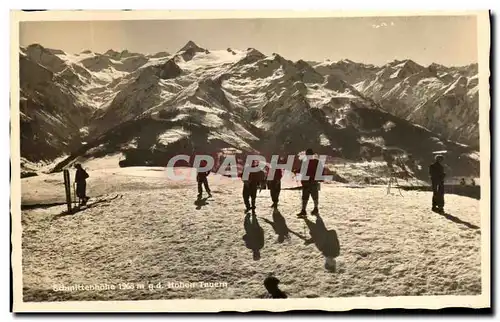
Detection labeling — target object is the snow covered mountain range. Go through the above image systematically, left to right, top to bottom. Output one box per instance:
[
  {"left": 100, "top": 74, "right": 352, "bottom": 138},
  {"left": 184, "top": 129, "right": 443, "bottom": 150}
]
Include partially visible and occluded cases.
[
  {"left": 18, "top": 41, "right": 480, "bottom": 180},
  {"left": 314, "top": 59, "right": 479, "bottom": 146}
]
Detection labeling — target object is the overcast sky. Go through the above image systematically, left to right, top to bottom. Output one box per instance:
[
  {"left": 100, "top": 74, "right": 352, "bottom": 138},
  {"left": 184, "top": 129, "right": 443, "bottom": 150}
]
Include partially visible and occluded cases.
[{"left": 20, "top": 15, "right": 478, "bottom": 67}]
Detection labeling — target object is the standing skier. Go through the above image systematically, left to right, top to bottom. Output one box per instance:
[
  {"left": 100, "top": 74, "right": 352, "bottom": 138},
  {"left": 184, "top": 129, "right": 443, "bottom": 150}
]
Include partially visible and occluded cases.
[
  {"left": 296, "top": 148, "right": 324, "bottom": 218},
  {"left": 429, "top": 155, "right": 446, "bottom": 213},
  {"left": 267, "top": 157, "right": 284, "bottom": 208},
  {"left": 197, "top": 160, "right": 212, "bottom": 199},
  {"left": 242, "top": 160, "right": 266, "bottom": 213},
  {"left": 74, "top": 164, "right": 90, "bottom": 206}
]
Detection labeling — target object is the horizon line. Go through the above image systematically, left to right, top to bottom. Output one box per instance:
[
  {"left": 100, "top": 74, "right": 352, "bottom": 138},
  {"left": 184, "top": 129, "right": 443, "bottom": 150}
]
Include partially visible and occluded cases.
[{"left": 20, "top": 41, "right": 479, "bottom": 69}]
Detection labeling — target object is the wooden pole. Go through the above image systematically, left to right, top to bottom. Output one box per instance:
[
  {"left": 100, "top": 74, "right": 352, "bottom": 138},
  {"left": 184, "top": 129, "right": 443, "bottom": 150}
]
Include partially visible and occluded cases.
[{"left": 63, "top": 169, "right": 72, "bottom": 213}]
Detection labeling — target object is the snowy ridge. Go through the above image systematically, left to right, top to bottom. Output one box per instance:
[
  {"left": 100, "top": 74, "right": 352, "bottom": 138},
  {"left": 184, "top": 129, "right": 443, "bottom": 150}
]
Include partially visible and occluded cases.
[
  {"left": 19, "top": 41, "right": 479, "bottom": 183},
  {"left": 317, "top": 59, "right": 479, "bottom": 146}
]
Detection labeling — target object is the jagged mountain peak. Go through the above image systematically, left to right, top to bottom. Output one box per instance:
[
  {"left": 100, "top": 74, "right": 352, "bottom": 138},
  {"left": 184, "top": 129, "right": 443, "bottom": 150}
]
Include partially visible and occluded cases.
[
  {"left": 178, "top": 40, "right": 205, "bottom": 52},
  {"left": 176, "top": 41, "right": 208, "bottom": 61},
  {"left": 26, "top": 43, "right": 66, "bottom": 56},
  {"left": 26, "top": 43, "right": 46, "bottom": 51},
  {"left": 23, "top": 44, "right": 68, "bottom": 73},
  {"left": 234, "top": 48, "right": 265, "bottom": 66},
  {"left": 246, "top": 48, "right": 265, "bottom": 58},
  {"left": 104, "top": 49, "right": 120, "bottom": 56},
  {"left": 119, "top": 49, "right": 143, "bottom": 59},
  {"left": 120, "top": 49, "right": 136, "bottom": 56},
  {"left": 271, "top": 52, "right": 287, "bottom": 61},
  {"left": 268, "top": 53, "right": 296, "bottom": 69},
  {"left": 353, "top": 57, "right": 478, "bottom": 147},
  {"left": 338, "top": 58, "right": 356, "bottom": 65},
  {"left": 157, "top": 59, "right": 182, "bottom": 80},
  {"left": 295, "top": 59, "right": 312, "bottom": 68},
  {"left": 315, "top": 59, "right": 376, "bottom": 73},
  {"left": 375, "top": 59, "right": 426, "bottom": 80},
  {"left": 389, "top": 59, "right": 423, "bottom": 70},
  {"left": 402, "top": 59, "right": 423, "bottom": 68},
  {"left": 293, "top": 60, "right": 324, "bottom": 84},
  {"left": 427, "top": 62, "right": 448, "bottom": 74},
  {"left": 428, "top": 62, "right": 446, "bottom": 69},
  {"left": 466, "top": 63, "right": 478, "bottom": 71}
]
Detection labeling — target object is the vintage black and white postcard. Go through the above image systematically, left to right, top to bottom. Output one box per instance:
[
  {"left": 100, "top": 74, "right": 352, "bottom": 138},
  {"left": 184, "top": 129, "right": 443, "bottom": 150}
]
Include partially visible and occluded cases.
[{"left": 10, "top": 10, "right": 491, "bottom": 312}]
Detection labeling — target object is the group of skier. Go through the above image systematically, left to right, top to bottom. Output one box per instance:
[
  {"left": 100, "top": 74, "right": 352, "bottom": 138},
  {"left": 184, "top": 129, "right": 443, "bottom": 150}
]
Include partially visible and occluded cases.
[
  {"left": 72, "top": 148, "right": 450, "bottom": 215},
  {"left": 196, "top": 148, "right": 326, "bottom": 217},
  {"left": 64, "top": 150, "right": 453, "bottom": 300},
  {"left": 196, "top": 150, "right": 450, "bottom": 215}
]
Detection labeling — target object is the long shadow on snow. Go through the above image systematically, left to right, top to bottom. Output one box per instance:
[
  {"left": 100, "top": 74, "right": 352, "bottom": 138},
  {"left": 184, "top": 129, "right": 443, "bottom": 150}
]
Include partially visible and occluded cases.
[
  {"left": 52, "top": 194, "right": 122, "bottom": 220},
  {"left": 194, "top": 197, "right": 209, "bottom": 210},
  {"left": 22, "top": 201, "right": 68, "bottom": 210},
  {"left": 262, "top": 208, "right": 291, "bottom": 243},
  {"left": 261, "top": 210, "right": 308, "bottom": 241},
  {"left": 435, "top": 211, "right": 480, "bottom": 230},
  {"left": 242, "top": 212, "right": 264, "bottom": 261},
  {"left": 302, "top": 214, "right": 341, "bottom": 260}
]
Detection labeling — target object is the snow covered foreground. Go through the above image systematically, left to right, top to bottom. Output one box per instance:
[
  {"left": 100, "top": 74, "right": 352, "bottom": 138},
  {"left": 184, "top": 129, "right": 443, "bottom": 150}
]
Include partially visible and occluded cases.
[{"left": 21, "top": 167, "right": 481, "bottom": 301}]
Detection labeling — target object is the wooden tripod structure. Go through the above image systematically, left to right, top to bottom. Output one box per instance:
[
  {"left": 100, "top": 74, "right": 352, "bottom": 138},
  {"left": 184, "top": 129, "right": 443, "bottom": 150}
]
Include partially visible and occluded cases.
[{"left": 386, "top": 166, "right": 404, "bottom": 197}]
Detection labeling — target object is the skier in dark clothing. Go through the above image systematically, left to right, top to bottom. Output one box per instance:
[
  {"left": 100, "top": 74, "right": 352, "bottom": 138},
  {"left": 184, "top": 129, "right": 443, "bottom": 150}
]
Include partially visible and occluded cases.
[
  {"left": 296, "top": 149, "right": 324, "bottom": 218},
  {"left": 429, "top": 155, "right": 446, "bottom": 213},
  {"left": 267, "top": 159, "right": 284, "bottom": 208},
  {"left": 196, "top": 160, "right": 212, "bottom": 199},
  {"left": 242, "top": 160, "right": 266, "bottom": 213},
  {"left": 74, "top": 164, "right": 90, "bottom": 206},
  {"left": 262, "top": 276, "right": 287, "bottom": 299}
]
